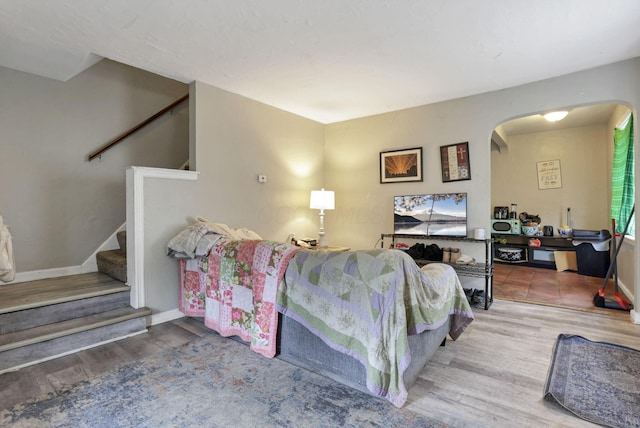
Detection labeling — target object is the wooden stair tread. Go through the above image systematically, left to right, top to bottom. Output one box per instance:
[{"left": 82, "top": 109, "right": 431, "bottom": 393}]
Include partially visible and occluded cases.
[
  {"left": 0, "top": 272, "right": 129, "bottom": 314},
  {"left": 0, "top": 306, "right": 151, "bottom": 352}
]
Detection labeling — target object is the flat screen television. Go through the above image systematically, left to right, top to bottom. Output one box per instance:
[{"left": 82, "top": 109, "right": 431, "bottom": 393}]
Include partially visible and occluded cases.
[{"left": 394, "top": 193, "right": 467, "bottom": 237}]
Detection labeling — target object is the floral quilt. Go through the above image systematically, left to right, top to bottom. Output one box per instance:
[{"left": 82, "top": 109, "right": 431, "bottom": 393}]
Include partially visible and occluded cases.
[{"left": 179, "top": 239, "right": 300, "bottom": 357}]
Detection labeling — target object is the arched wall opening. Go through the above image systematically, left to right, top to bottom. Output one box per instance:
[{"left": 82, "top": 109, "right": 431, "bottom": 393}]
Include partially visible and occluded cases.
[{"left": 490, "top": 102, "right": 636, "bottom": 311}]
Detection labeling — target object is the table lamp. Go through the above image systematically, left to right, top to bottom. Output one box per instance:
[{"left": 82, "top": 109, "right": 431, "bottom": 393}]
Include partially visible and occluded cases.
[{"left": 310, "top": 188, "right": 335, "bottom": 247}]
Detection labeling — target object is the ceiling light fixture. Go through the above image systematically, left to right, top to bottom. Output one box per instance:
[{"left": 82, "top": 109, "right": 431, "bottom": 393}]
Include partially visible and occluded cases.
[{"left": 543, "top": 111, "right": 569, "bottom": 122}]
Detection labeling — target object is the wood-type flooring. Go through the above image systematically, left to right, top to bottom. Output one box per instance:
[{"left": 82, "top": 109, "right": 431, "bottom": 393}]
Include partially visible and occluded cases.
[{"left": 1, "top": 299, "right": 638, "bottom": 426}]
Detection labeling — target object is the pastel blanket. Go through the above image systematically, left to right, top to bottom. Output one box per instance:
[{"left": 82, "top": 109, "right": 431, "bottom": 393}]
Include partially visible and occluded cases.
[
  {"left": 179, "top": 239, "right": 300, "bottom": 357},
  {"left": 276, "top": 248, "right": 474, "bottom": 408}
]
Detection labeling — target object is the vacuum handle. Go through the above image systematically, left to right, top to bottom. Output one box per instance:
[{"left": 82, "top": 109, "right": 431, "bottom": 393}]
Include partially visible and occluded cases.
[{"left": 600, "top": 204, "right": 635, "bottom": 290}]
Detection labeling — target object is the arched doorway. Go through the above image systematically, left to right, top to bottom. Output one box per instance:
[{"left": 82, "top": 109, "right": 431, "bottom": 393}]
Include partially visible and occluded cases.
[{"left": 490, "top": 103, "right": 635, "bottom": 314}]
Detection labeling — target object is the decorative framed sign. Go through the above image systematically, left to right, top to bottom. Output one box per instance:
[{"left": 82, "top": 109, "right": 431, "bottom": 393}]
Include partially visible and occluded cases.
[
  {"left": 440, "top": 142, "right": 471, "bottom": 182},
  {"left": 380, "top": 147, "right": 423, "bottom": 183},
  {"left": 537, "top": 159, "right": 562, "bottom": 189}
]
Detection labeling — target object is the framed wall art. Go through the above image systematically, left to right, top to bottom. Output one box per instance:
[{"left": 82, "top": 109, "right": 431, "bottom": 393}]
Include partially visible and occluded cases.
[
  {"left": 440, "top": 142, "right": 471, "bottom": 182},
  {"left": 380, "top": 147, "right": 423, "bottom": 183},
  {"left": 537, "top": 159, "right": 562, "bottom": 189}
]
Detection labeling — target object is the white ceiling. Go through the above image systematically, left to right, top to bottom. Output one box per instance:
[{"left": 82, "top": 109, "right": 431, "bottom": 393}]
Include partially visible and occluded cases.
[{"left": 1, "top": 1, "right": 639, "bottom": 124}]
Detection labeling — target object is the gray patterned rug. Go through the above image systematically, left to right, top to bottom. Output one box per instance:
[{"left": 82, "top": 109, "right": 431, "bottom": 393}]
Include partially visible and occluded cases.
[
  {"left": 1, "top": 332, "right": 443, "bottom": 428},
  {"left": 544, "top": 334, "right": 640, "bottom": 428}
]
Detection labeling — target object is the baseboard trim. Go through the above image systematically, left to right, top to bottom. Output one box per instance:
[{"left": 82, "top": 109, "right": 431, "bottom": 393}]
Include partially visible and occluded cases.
[
  {"left": 9, "top": 222, "right": 128, "bottom": 285},
  {"left": 10, "top": 265, "right": 92, "bottom": 284},
  {"left": 617, "top": 279, "right": 635, "bottom": 303},
  {"left": 150, "top": 309, "right": 185, "bottom": 326},
  {"left": 631, "top": 309, "right": 640, "bottom": 324}
]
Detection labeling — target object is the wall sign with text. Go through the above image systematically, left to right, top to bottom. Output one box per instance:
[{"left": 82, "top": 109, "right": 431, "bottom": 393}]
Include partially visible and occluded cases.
[{"left": 537, "top": 159, "right": 562, "bottom": 189}]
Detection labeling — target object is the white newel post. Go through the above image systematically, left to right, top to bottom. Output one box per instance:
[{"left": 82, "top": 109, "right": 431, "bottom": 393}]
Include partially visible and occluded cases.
[{"left": 126, "top": 166, "right": 199, "bottom": 310}]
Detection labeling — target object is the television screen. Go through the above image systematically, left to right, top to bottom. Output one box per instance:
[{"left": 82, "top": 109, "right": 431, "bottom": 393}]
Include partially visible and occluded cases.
[{"left": 394, "top": 193, "right": 467, "bottom": 237}]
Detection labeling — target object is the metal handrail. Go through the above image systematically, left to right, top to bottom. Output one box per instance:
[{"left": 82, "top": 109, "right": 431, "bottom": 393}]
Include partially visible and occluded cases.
[{"left": 88, "top": 93, "right": 189, "bottom": 161}]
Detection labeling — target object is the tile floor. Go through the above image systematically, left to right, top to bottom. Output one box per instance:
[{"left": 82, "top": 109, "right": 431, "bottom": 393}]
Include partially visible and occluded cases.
[{"left": 493, "top": 262, "right": 632, "bottom": 317}]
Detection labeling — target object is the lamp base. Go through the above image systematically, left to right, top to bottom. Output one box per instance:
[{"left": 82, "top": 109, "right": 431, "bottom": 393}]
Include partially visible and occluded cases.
[
  {"left": 317, "top": 210, "right": 328, "bottom": 247},
  {"left": 317, "top": 232, "right": 327, "bottom": 248}
]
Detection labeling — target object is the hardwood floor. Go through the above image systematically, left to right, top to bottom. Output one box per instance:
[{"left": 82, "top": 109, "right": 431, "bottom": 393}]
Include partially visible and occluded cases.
[
  {"left": 409, "top": 299, "right": 639, "bottom": 427},
  {"left": 1, "top": 302, "right": 638, "bottom": 427}
]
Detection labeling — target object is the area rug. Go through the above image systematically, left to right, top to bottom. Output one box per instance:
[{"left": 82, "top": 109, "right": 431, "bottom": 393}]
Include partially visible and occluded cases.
[
  {"left": 0, "top": 332, "right": 443, "bottom": 428},
  {"left": 544, "top": 334, "right": 640, "bottom": 428}
]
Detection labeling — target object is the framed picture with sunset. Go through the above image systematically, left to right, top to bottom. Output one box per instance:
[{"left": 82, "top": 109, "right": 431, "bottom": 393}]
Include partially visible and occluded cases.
[{"left": 380, "top": 147, "right": 423, "bottom": 183}]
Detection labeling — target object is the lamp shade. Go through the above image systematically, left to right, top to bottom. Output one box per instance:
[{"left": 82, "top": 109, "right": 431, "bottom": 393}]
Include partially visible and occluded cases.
[{"left": 310, "top": 189, "right": 335, "bottom": 210}]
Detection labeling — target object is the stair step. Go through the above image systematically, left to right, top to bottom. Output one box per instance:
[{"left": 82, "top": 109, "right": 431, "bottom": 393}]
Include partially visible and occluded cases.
[
  {"left": 117, "top": 230, "right": 127, "bottom": 253},
  {"left": 96, "top": 249, "right": 127, "bottom": 283},
  {"left": 0, "top": 269, "right": 145, "bottom": 374},
  {"left": 0, "top": 272, "right": 129, "bottom": 314},
  {"left": 0, "top": 291, "right": 131, "bottom": 335},
  {"left": 0, "top": 306, "right": 151, "bottom": 373},
  {"left": 0, "top": 306, "right": 149, "bottom": 351}
]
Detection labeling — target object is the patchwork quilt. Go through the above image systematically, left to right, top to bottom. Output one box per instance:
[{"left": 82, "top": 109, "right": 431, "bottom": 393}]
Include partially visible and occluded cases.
[{"left": 179, "top": 239, "right": 300, "bottom": 357}]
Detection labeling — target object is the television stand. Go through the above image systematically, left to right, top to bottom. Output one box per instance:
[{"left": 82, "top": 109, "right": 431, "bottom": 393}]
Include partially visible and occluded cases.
[{"left": 381, "top": 233, "right": 493, "bottom": 309}]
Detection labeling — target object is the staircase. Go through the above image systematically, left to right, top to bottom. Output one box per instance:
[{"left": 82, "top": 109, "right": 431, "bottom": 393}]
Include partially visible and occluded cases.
[
  {"left": 96, "top": 230, "right": 128, "bottom": 283},
  {"left": 0, "top": 231, "right": 150, "bottom": 374}
]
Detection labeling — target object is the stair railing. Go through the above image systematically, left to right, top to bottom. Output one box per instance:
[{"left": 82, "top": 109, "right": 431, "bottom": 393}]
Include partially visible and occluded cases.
[{"left": 88, "top": 93, "right": 189, "bottom": 161}]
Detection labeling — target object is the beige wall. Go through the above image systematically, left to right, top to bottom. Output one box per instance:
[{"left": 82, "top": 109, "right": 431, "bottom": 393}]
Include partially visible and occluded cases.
[
  {"left": 7, "top": 55, "right": 636, "bottom": 315},
  {"left": 139, "top": 58, "right": 640, "bottom": 318},
  {"left": 323, "top": 58, "right": 639, "bottom": 309},
  {"left": 0, "top": 59, "right": 188, "bottom": 273},
  {"left": 325, "top": 60, "right": 639, "bottom": 248},
  {"left": 139, "top": 81, "right": 325, "bottom": 313},
  {"left": 190, "top": 81, "right": 326, "bottom": 242},
  {"left": 324, "top": 103, "right": 493, "bottom": 252},
  {"left": 491, "top": 124, "right": 610, "bottom": 231},
  {"left": 142, "top": 175, "right": 198, "bottom": 314}
]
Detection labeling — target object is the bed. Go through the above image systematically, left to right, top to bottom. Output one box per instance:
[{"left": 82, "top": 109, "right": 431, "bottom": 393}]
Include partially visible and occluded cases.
[{"left": 171, "top": 224, "right": 473, "bottom": 408}]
